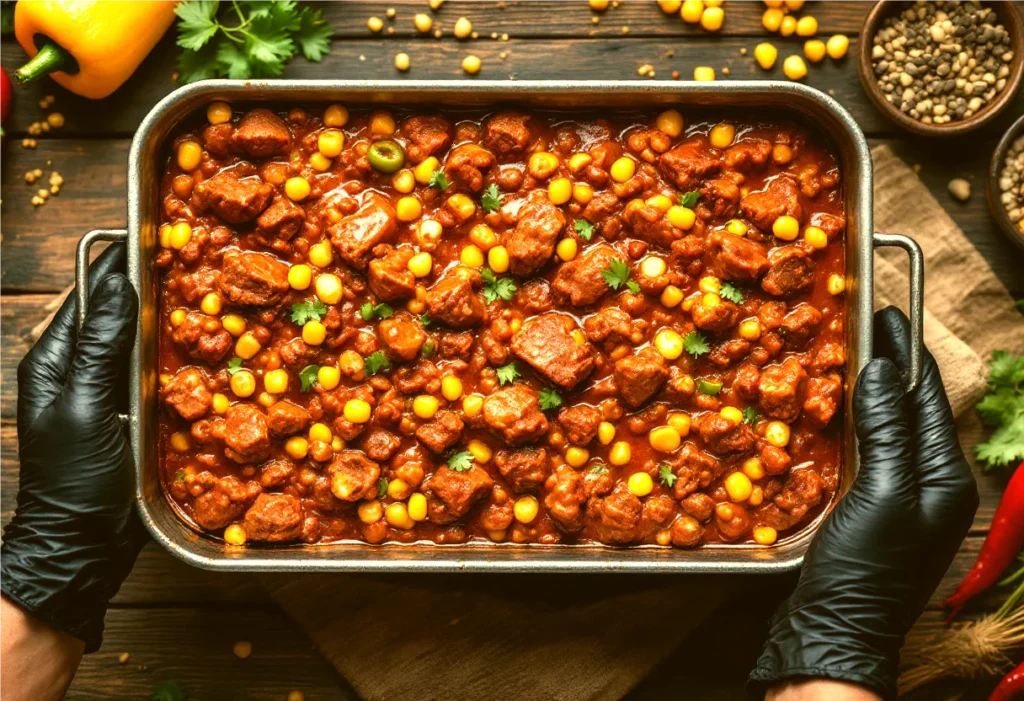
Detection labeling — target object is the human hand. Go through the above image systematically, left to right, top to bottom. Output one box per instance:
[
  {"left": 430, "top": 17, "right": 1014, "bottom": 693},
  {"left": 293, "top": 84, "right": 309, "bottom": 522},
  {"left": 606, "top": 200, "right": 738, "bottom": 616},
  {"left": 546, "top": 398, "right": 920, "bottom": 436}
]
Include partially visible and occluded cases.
[
  {"left": 1, "top": 244, "right": 143, "bottom": 652},
  {"left": 750, "top": 306, "right": 979, "bottom": 699}
]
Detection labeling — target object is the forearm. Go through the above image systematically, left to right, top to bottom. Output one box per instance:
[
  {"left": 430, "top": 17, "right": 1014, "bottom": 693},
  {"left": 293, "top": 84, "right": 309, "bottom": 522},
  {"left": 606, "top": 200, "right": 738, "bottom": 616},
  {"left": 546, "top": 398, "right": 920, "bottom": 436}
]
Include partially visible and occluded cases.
[
  {"left": 1, "top": 596, "right": 83, "bottom": 701},
  {"left": 767, "top": 680, "right": 882, "bottom": 701}
]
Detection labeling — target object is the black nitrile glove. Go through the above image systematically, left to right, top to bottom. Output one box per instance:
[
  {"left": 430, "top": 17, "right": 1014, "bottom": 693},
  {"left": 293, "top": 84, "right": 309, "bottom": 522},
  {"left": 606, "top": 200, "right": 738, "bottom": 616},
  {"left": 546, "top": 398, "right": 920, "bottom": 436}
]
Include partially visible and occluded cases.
[
  {"left": 2, "top": 244, "right": 144, "bottom": 653},
  {"left": 750, "top": 306, "right": 979, "bottom": 700}
]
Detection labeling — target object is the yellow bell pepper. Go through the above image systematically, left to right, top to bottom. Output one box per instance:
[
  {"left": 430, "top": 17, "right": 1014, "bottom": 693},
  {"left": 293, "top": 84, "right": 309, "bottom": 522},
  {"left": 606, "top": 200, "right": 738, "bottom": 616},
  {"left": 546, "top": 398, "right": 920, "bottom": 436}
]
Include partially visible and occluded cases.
[{"left": 14, "top": 1, "right": 177, "bottom": 99}]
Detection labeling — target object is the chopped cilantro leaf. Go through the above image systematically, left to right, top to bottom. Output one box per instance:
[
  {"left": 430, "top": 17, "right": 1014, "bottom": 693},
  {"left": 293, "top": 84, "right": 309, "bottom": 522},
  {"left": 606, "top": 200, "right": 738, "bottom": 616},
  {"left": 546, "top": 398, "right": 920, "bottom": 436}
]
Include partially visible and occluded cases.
[
  {"left": 427, "top": 168, "right": 451, "bottom": 191},
  {"left": 480, "top": 183, "right": 503, "bottom": 213},
  {"left": 679, "top": 190, "right": 700, "bottom": 208},
  {"left": 574, "top": 219, "right": 595, "bottom": 242},
  {"left": 601, "top": 258, "right": 635, "bottom": 292},
  {"left": 481, "top": 267, "right": 517, "bottom": 304},
  {"left": 626, "top": 280, "right": 641, "bottom": 295},
  {"left": 720, "top": 282, "right": 744, "bottom": 304},
  {"left": 290, "top": 299, "right": 328, "bottom": 325},
  {"left": 360, "top": 302, "right": 394, "bottom": 321},
  {"left": 419, "top": 313, "right": 432, "bottom": 327},
  {"left": 683, "top": 331, "right": 710, "bottom": 358},
  {"left": 421, "top": 340, "right": 436, "bottom": 358},
  {"left": 975, "top": 350, "right": 1024, "bottom": 470},
  {"left": 363, "top": 351, "right": 391, "bottom": 376},
  {"left": 226, "top": 357, "right": 244, "bottom": 376},
  {"left": 496, "top": 362, "right": 521, "bottom": 387},
  {"left": 299, "top": 365, "right": 319, "bottom": 392},
  {"left": 539, "top": 388, "right": 563, "bottom": 411},
  {"left": 742, "top": 406, "right": 760, "bottom": 426},
  {"left": 447, "top": 450, "right": 474, "bottom": 472},
  {"left": 590, "top": 464, "right": 609, "bottom": 475},
  {"left": 658, "top": 465, "right": 677, "bottom": 487},
  {"left": 173, "top": 470, "right": 186, "bottom": 485},
  {"left": 377, "top": 477, "right": 390, "bottom": 498},
  {"left": 150, "top": 680, "right": 188, "bottom": 701}
]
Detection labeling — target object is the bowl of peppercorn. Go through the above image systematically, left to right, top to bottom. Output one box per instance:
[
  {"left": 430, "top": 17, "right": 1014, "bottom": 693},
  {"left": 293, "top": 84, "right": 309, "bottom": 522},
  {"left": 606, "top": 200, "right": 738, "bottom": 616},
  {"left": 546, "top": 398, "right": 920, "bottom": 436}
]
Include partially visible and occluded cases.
[
  {"left": 858, "top": 1, "right": 1023, "bottom": 137},
  {"left": 988, "top": 112, "right": 1024, "bottom": 250}
]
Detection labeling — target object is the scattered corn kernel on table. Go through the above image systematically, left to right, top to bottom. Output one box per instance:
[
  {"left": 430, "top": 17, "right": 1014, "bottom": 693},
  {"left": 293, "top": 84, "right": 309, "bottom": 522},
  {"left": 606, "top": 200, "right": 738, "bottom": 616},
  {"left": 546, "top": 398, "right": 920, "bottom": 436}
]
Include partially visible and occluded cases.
[{"left": 2, "top": 3, "right": 1023, "bottom": 699}]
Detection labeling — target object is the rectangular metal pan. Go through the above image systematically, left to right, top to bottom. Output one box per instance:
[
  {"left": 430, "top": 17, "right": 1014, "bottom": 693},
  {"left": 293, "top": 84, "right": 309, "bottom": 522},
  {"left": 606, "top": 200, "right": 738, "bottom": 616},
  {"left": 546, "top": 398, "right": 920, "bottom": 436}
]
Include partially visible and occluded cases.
[{"left": 76, "top": 80, "right": 924, "bottom": 573}]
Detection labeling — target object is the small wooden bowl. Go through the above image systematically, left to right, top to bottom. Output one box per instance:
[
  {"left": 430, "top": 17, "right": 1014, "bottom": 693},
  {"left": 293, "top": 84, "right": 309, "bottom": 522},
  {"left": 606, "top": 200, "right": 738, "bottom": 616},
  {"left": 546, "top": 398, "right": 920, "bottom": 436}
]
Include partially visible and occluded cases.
[
  {"left": 858, "top": 1, "right": 1024, "bottom": 137},
  {"left": 987, "top": 112, "right": 1024, "bottom": 251}
]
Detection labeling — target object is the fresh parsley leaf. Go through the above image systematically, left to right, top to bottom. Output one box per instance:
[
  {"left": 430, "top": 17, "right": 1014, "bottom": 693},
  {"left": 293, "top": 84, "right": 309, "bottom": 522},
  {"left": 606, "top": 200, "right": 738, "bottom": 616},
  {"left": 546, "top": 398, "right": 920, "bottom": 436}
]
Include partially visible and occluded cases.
[
  {"left": 174, "top": 1, "right": 220, "bottom": 50},
  {"left": 295, "top": 5, "right": 334, "bottom": 61},
  {"left": 178, "top": 41, "right": 220, "bottom": 83},
  {"left": 427, "top": 168, "right": 451, "bottom": 191},
  {"left": 480, "top": 183, "right": 503, "bottom": 213},
  {"left": 679, "top": 190, "right": 700, "bottom": 208},
  {"left": 574, "top": 219, "right": 595, "bottom": 242},
  {"left": 601, "top": 258, "right": 635, "bottom": 292},
  {"left": 481, "top": 267, "right": 517, "bottom": 304},
  {"left": 626, "top": 280, "right": 641, "bottom": 295},
  {"left": 720, "top": 282, "right": 744, "bottom": 304},
  {"left": 290, "top": 299, "right": 328, "bottom": 325},
  {"left": 360, "top": 302, "right": 394, "bottom": 321},
  {"left": 419, "top": 313, "right": 432, "bottom": 327},
  {"left": 683, "top": 331, "right": 710, "bottom": 358},
  {"left": 421, "top": 340, "right": 436, "bottom": 358},
  {"left": 975, "top": 350, "right": 1024, "bottom": 470},
  {"left": 363, "top": 351, "right": 391, "bottom": 376},
  {"left": 226, "top": 358, "right": 244, "bottom": 376},
  {"left": 496, "top": 362, "right": 520, "bottom": 386},
  {"left": 299, "top": 365, "right": 319, "bottom": 392},
  {"left": 539, "top": 388, "right": 563, "bottom": 411},
  {"left": 742, "top": 406, "right": 760, "bottom": 426},
  {"left": 447, "top": 450, "right": 474, "bottom": 472},
  {"left": 590, "top": 464, "right": 609, "bottom": 475},
  {"left": 658, "top": 464, "right": 677, "bottom": 487},
  {"left": 173, "top": 470, "right": 186, "bottom": 485},
  {"left": 377, "top": 476, "right": 390, "bottom": 498},
  {"left": 151, "top": 680, "right": 188, "bottom": 701}
]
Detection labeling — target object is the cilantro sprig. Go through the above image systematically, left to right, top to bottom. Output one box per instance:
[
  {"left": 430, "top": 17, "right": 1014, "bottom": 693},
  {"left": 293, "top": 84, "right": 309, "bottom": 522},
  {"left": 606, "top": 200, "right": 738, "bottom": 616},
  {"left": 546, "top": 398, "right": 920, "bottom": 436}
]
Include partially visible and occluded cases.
[
  {"left": 174, "top": 1, "right": 334, "bottom": 84},
  {"left": 427, "top": 168, "right": 451, "bottom": 191},
  {"left": 480, "top": 183, "right": 503, "bottom": 213},
  {"left": 679, "top": 190, "right": 700, "bottom": 208},
  {"left": 574, "top": 219, "right": 595, "bottom": 242},
  {"left": 602, "top": 259, "right": 640, "bottom": 294},
  {"left": 481, "top": 267, "right": 517, "bottom": 304},
  {"left": 720, "top": 282, "right": 744, "bottom": 304},
  {"left": 290, "top": 299, "right": 328, "bottom": 325},
  {"left": 360, "top": 302, "right": 394, "bottom": 321},
  {"left": 683, "top": 330, "right": 710, "bottom": 358},
  {"left": 975, "top": 350, "right": 1024, "bottom": 469},
  {"left": 363, "top": 351, "right": 391, "bottom": 376},
  {"left": 226, "top": 357, "right": 245, "bottom": 376},
  {"left": 496, "top": 362, "right": 521, "bottom": 386},
  {"left": 299, "top": 365, "right": 319, "bottom": 392},
  {"left": 539, "top": 388, "right": 563, "bottom": 411},
  {"left": 742, "top": 406, "right": 760, "bottom": 426},
  {"left": 447, "top": 450, "right": 474, "bottom": 472},
  {"left": 589, "top": 464, "right": 609, "bottom": 475},
  {"left": 658, "top": 465, "right": 677, "bottom": 487},
  {"left": 377, "top": 477, "right": 390, "bottom": 498}
]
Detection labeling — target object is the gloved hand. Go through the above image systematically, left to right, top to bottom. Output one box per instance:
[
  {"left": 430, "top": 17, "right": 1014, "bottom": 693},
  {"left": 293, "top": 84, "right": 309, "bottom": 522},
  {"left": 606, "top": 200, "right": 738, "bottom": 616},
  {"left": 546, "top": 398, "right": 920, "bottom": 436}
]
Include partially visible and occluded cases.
[
  {"left": 2, "top": 244, "right": 144, "bottom": 653},
  {"left": 749, "top": 306, "right": 979, "bottom": 700}
]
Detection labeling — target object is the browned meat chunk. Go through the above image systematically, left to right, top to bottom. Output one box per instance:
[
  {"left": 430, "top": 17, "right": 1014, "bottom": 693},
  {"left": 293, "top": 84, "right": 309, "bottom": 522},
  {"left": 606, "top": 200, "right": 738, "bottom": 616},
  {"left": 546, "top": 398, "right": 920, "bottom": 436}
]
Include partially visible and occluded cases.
[
  {"left": 234, "top": 108, "right": 291, "bottom": 158},
  {"left": 482, "top": 112, "right": 532, "bottom": 159},
  {"left": 399, "top": 115, "right": 453, "bottom": 164},
  {"left": 203, "top": 123, "right": 234, "bottom": 157},
  {"left": 724, "top": 138, "right": 771, "bottom": 170},
  {"left": 658, "top": 139, "right": 722, "bottom": 189},
  {"left": 445, "top": 144, "right": 495, "bottom": 192},
  {"left": 192, "top": 170, "right": 273, "bottom": 224},
  {"left": 740, "top": 176, "right": 802, "bottom": 231},
  {"left": 701, "top": 178, "right": 742, "bottom": 219},
  {"left": 581, "top": 191, "right": 620, "bottom": 223},
  {"left": 329, "top": 193, "right": 399, "bottom": 270},
  {"left": 256, "top": 197, "right": 304, "bottom": 241},
  {"left": 507, "top": 197, "right": 565, "bottom": 276},
  {"left": 624, "top": 202, "right": 677, "bottom": 248},
  {"left": 813, "top": 212, "right": 846, "bottom": 238},
  {"left": 708, "top": 230, "right": 769, "bottom": 281},
  {"left": 552, "top": 244, "right": 617, "bottom": 307},
  {"left": 368, "top": 245, "right": 416, "bottom": 302},
  {"left": 762, "top": 246, "right": 814, "bottom": 298},
  {"left": 219, "top": 250, "right": 290, "bottom": 307},
  {"left": 177, "top": 267, "right": 221, "bottom": 304},
  {"left": 426, "top": 275, "right": 485, "bottom": 329},
  {"left": 515, "top": 279, "right": 554, "bottom": 314},
  {"left": 691, "top": 297, "right": 740, "bottom": 333},
  {"left": 780, "top": 303, "right": 822, "bottom": 350},
  {"left": 583, "top": 306, "right": 633, "bottom": 344},
  {"left": 172, "top": 312, "right": 232, "bottom": 365},
  {"left": 511, "top": 312, "right": 595, "bottom": 389},
  {"left": 379, "top": 316, "right": 426, "bottom": 361},
  {"left": 439, "top": 331, "right": 474, "bottom": 360},
  {"left": 279, "top": 338, "right": 324, "bottom": 370},
  {"left": 710, "top": 339, "right": 751, "bottom": 370},
  {"left": 813, "top": 342, "right": 846, "bottom": 373},
  {"left": 614, "top": 347, "right": 670, "bottom": 408},
  {"left": 758, "top": 357, "right": 807, "bottom": 422},
  {"left": 734, "top": 364, "right": 761, "bottom": 401},
  {"left": 162, "top": 367, "right": 211, "bottom": 420},
  {"left": 803, "top": 375, "right": 842, "bottom": 427},
  {"left": 482, "top": 385, "right": 550, "bottom": 445},
  {"left": 267, "top": 401, "right": 309, "bottom": 437},
  {"left": 222, "top": 404, "right": 271, "bottom": 464},
  {"left": 558, "top": 404, "right": 602, "bottom": 445},
  {"left": 415, "top": 410, "right": 465, "bottom": 454},
  {"left": 696, "top": 413, "right": 756, "bottom": 455},
  {"left": 360, "top": 429, "right": 402, "bottom": 462},
  {"left": 671, "top": 443, "right": 721, "bottom": 499},
  {"left": 761, "top": 445, "right": 792, "bottom": 475},
  {"left": 495, "top": 447, "right": 549, "bottom": 493},
  {"left": 328, "top": 451, "right": 381, "bottom": 501},
  {"left": 259, "top": 460, "right": 295, "bottom": 488},
  {"left": 545, "top": 464, "right": 586, "bottom": 533},
  {"left": 425, "top": 466, "right": 494, "bottom": 524},
  {"left": 759, "top": 469, "right": 825, "bottom": 531},
  {"left": 192, "top": 474, "right": 260, "bottom": 530},
  {"left": 587, "top": 482, "right": 643, "bottom": 544},
  {"left": 479, "top": 490, "right": 514, "bottom": 531},
  {"left": 243, "top": 493, "right": 303, "bottom": 542},
  {"left": 681, "top": 493, "right": 715, "bottom": 523},
  {"left": 716, "top": 502, "right": 752, "bottom": 541},
  {"left": 671, "top": 516, "right": 704, "bottom": 547}
]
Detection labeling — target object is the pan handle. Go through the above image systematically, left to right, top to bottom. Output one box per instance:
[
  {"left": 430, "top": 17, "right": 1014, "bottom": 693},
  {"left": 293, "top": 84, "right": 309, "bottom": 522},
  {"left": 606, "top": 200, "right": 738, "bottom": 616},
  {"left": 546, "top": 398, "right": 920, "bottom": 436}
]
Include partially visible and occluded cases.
[
  {"left": 75, "top": 228, "right": 130, "bottom": 331},
  {"left": 872, "top": 232, "right": 924, "bottom": 393}
]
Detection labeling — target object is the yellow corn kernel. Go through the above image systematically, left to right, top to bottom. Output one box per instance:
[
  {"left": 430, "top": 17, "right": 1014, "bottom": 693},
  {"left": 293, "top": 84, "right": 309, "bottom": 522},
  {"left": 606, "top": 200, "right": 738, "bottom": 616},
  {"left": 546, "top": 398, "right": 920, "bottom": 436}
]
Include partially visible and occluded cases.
[
  {"left": 658, "top": 0, "right": 682, "bottom": 13},
  {"left": 681, "top": 0, "right": 704, "bottom": 23},
  {"left": 705, "top": 0, "right": 721, "bottom": 6},
  {"left": 784, "top": 0, "right": 804, "bottom": 8},
  {"left": 700, "top": 6, "right": 724, "bottom": 32},
  {"left": 762, "top": 7, "right": 784, "bottom": 32},
  {"left": 453, "top": 15, "right": 472, "bottom": 38},
  {"left": 779, "top": 15, "right": 796, "bottom": 36},
  {"left": 795, "top": 15, "right": 817, "bottom": 36},
  {"left": 826, "top": 34, "right": 850, "bottom": 60},
  {"left": 804, "top": 39, "right": 826, "bottom": 63},
  {"left": 754, "top": 42, "right": 779, "bottom": 70},
  {"left": 783, "top": 54, "right": 807, "bottom": 80},
  {"left": 461, "top": 55, "right": 482, "bottom": 76},
  {"left": 693, "top": 66, "right": 716, "bottom": 81},
  {"left": 207, "top": 101, "right": 232, "bottom": 125},
  {"left": 324, "top": 104, "right": 349, "bottom": 128},
  {"left": 655, "top": 109, "right": 684, "bottom": 137},
  {"left": 370, "top": 111, "right": 396, "bottom": 137},
  {"left": 709, "top": 123, "right": 735, "bottom": 149},
  {"left": 317, "top": 130, "right": 345, "bottom": 158},
  {"left": 177, "top": 141, "right": 202, "bottom": 172},
  {"left": 309, "top": 152, "right": 332, "bottom": 173},
  {"left": 528, "top": 152, "right": 560, "bottom": 180},
  {"left": 568, "top": 153, "right": 593, "bottom": 172},
  {"left": 412, "top": 157, "right": 439, "bottom": 185},
  {"left": 609, "top": 157, "right": 636, "bottom": 183},
  {"left": 392, "top": 169, "right": 416, "bottom": 194},
  {"left": 285, "top": 177, "right": 311, "bottom": 201},
  {"left": 548, "top": 177, "right": 572, "bottom": 205},
  {"left": 569, "top": 183, "right": 594, "bottom": 208},
  {"left": 447, "top": 193, "right": 476, "bottom": 221},
  {"left": 646, "top": 194, "right": 673, "bottom": 214},
  {"left": 396, "top": 196, "right": 422, "bottom": 222},
  {"left": 667, "top": 205, "right": 696, "bottom": 230},
  {"left": 772, "top": 215, "right": 800, "bottom": 241},
  {"left": 415, "top": 219, "right": 443, "bottom": 252},
  {"left": 724, "top": 219, "right": 748, "bottom": 237},
  {"left": 169, "top": 222, "right": 193, "bottom": 250},
  {"left": 159, "top": 224, "right": 173, "bottom": 249},
  {"left": 469, "top": 224, "right": 498, "bottom": 251},
  {"left": 804, "top": 225, "right": 828, "bottom": 250},
  {"left": 556, "top": 238, "right": 578, "bottom": 262},
  {"left": 308, "top": 241, "right": 333, "bottom": 268},
  {"left": 460, "top": 245, "right": 485, "bottom": 268},
  {"left": 488, "top": 246, "right": 510, "bottom": 274},
  {"left": 407, "top": 252, "right": 433, "bottom": 278},
  {"left": 638, "top": 256, "right": 665, "bottom": 279},
  {"left": 283, "top": 265, "right": 313, "bottom": 295},
  {"left": 314, "top": 274, "right": 343, "bottom": 305},
  {"left": 827, "top": 274, "right": 846, "bottom": 296},
  {"left": 698, "top": 275, "right": 721, "bottom": 295},
  {"left": 660, "top": 285, "right": 684, "bottom": 308},
  {"left": 198, "top": 292, "right": 221, "bottom": 316},
  {"left": 703, "top": 292, "right": 721, "bottom": 309},
  {"left": 218, "top": 315, "right": 245, "bottom": 339},
  {"left": 510, "top": 318, "right": 522, "bottom": 335},
  {"left": 739, "top": 318, "right": 762, "bottom": 341},
  {"left": 303, "top": 320, "right": 327, "bottom": 346},
  {"left": 571, "top": 329, "right": 586, "bottom": 347},
  {"left": 654, "top": 329, "right": 684, "bottom": 360},
  {"left": 235, "top": 333, "right": 261, "bottom": 360},
  {"left": 317, "top": 366, "right": 341, "bottom": 391},
  {"left": 262, "top": 369, "right": 288, "bottom": 394},
  {"left": 230, "top": 370, "right": 256, "bottom": 398},
  {"left": 441, "top": 375, "right": 463, "bottom": 401},
  {"left": 257, "top": 390, "right": 278, "bottom": 409},
  {"left": 211, "top": 392, "right": 230, "bottom": 415},
  {"left": 413, "top": 394, "right": 440, "bottom": 419},
  {"left": 463, "top": 394, "right": 484, "bottom": 418},
  {"left": 344, "top": 399, "right": 372, "bottom": 424},
  {"left": 720, "top": 406, "right": 744, "bottom": 425},
  {"left": 667, "top": 412, "right": 691, "bottom": 437},
  {"left": 765, "top": 420, "right": 791, "bottom": 448},
  {"left": 597, "top": 421, "right": 616, "bottom": 446},
  {"left": 308, "top": 422, "right": 333, "bottom": 444},
  {"left": 649, "top": 426, "right": 682, "bottom": 453},
  {"left": 170, "top": 431, "right": 191, "bottom": 452},
  {"left": 285, "top": 436, "right": 309, "bottom": 460},
  {"left": 331, "top": 436, "right": 345, "bottom": 452},
  {"left": 467, "top": 439, "right": 492, "bottom": 464},
  {"left": 609, "top": 441, "right": 632, "bottom": 466},
  {"left": 565, "top": 447, "right": 590, "bottom": 468},
  {"left": 742, "top": 457, "right": 765, "bottom": 480},
  {"left": 627, "top": 471, "right": 653, "bottom": 497},
  {"left": 724, "top": 472, "right": 753, "bottom": 502},
  {"left": 387, "top": 478, "right": 411, "bottom": 501},
  {"left": 407, "top": 493, "right": 428, "bottom": 521},
  {"left": 513, "top": 495, "right": 539, "bottom": 524},
  {"left": 358, "top": 500, "right": 383, "bottom": 524},
  {"left": 385, "top": 502, "right": 415, "bottom": 529},
  {"left": 222, "top": 523, "right": 247, "bottom": 546},
  {"left": 753, "top": 526, "right": 778, "bottom": 546},
  {"left": 488, "top": 529, "right": 506, "bottom": 542}
]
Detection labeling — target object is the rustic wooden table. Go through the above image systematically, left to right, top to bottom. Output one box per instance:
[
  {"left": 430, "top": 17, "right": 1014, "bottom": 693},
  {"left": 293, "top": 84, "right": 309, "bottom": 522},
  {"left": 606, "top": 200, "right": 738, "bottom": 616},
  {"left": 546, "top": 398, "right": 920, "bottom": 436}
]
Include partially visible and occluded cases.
[{"left": 2, "top": 2, "right": 1022, "bottom": 699}]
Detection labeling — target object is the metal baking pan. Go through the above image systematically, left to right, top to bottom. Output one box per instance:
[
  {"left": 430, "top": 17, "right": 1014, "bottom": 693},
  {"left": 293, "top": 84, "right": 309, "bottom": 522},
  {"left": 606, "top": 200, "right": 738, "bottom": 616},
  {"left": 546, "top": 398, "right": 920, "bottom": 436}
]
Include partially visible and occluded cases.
[{"left": 75, "top": 80, "right": 924, "bottom": 573}]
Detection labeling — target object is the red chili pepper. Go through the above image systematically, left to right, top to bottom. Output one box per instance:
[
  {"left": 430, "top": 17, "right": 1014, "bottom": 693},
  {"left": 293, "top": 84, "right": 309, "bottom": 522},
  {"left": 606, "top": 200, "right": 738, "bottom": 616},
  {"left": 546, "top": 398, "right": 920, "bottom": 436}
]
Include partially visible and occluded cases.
[
  {"left": 1, "top": 67, "right": 11, "bottom": 137},
  {"left": 945, "top": 462, "right": 1024, "bottom": 622},
  {"left": 989, "top": 660, "right": 1024, "bottom": 701}
]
